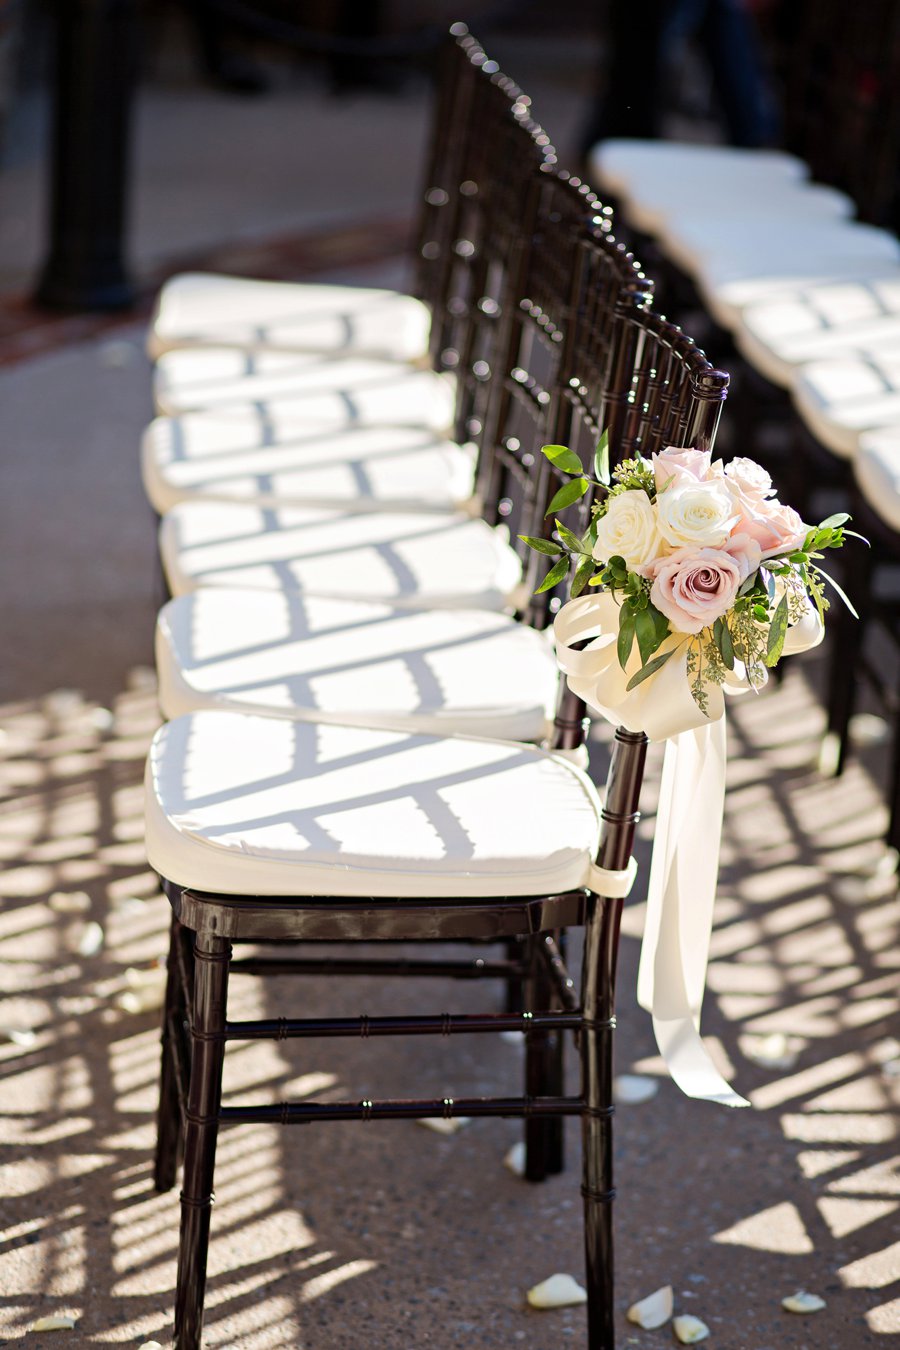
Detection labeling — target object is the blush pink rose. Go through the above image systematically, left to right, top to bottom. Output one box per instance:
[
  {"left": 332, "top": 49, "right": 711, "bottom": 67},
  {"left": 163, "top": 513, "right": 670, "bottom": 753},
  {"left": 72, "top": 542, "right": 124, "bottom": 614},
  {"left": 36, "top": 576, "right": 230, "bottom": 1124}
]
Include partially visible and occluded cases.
[
  {"left": 652, "top": 445, "right": 712, "bottom": 492},
  {"left": 732, "top": 497, "right": 808, "bottom": 559},
  {"left": 721, "top": 530, "right": 762, "bottom": 579},
  {"left": 649, "top": 547, "right": 744, "bottom": 635}
]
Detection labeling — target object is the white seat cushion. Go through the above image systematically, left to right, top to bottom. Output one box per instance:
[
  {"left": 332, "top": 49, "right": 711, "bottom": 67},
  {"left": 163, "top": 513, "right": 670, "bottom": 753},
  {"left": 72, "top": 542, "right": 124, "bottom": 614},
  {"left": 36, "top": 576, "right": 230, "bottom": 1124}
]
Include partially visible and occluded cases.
[
  {"left": 590, "top": 142, "right": 807, "bottom": 233},
  {"left": 658, "top": 186, "right": 857, "bottom": 277},
  {"left": 699, "top": 237, "right": 900, "bottom": 331},
  {"left": 735, "top": 272, "right": 900, "bottom": 387},
  {"left": 148, "top": 273, "right": 431, "bottom": 363},
  {"left": 153, "top": 347, "right": 457, "bottom": 430},
  {"left": 792, "top": 349, "right": 900, "bottom": 458},
  {"left": 142, "top": 413, "right": 478, "bottom": 514},
  {"left": 856, "top": 427, "right": 900, "bottom": 531},
  {"left": 159, "top": 500, "right": 523, "bottom": 610},
  {"left": 156, "top": 589, "right": 558, "bottom": 741},
  {"left": 145, "top": 711, "right": 603, "bottom": 898}
]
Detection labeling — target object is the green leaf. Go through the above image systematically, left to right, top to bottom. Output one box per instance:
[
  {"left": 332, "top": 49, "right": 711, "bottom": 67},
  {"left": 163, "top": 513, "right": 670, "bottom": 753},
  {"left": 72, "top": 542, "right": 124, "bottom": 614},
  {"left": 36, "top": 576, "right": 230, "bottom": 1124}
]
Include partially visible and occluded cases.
[
  {"left": 594, "top": 429, "right": 611, "bottom": 486},
  {"left": 541, "top": 443, "right": 584, "bottom": 476},
  {"left": 544, "top": 477, "right": 589, "bottom": 518},
  {"left": 818, "top": 512, "right": 850, "bottom": 529},
  {"left": 554, "top": 518, "right": 590, "bottom": 555},
  {"left": 518, "top": 535, "right": 563, "bottom": 557},
  {"left": 534, "top": 554, "right": 571, "bottom": 594},
  {"left": 570, "top": 554, "right": 595, "bottom": 598},
  {"left": 815, "top": 565, "right": 859, "bottom": 619},
  {"left": 738, "top": 571, "right": 760, "bottom": 597},
  {"left": 766, "top": 594, "right": 789, "bottom": 666},
  {"left": 634, "top": 605, "right": 662, "bottom": 665},
  {"left": 617, "top": 607, "right": 635, "bottom": 671},
  {"left": 713, "top": 616, "right": 735, "bottom": 670},
  {"left": 625, "top": 647, "right": 676, "bottom": 691}
]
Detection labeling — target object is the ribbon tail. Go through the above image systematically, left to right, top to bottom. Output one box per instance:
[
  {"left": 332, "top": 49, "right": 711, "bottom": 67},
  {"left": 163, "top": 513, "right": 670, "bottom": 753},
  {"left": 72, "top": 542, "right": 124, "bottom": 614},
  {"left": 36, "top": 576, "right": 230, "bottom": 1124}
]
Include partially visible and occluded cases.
[{"left": 637, "top": 718, "right": 749, "bottom": 1108}]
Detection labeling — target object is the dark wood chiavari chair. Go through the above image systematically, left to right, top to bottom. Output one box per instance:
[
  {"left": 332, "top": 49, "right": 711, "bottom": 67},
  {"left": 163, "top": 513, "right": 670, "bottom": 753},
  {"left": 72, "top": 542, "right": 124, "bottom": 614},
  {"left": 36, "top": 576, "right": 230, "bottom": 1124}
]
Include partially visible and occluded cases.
[{"left": 147, "top": 206, "right": 729, "bottom": 1345}]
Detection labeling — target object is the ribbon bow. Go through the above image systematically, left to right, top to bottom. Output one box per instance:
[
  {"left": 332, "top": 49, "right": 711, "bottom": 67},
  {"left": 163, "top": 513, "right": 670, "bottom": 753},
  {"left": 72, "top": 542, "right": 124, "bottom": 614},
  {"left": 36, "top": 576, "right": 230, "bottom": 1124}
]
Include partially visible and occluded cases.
[{"left": 555, "top": 589, "right": 824, "bottom": 1108}]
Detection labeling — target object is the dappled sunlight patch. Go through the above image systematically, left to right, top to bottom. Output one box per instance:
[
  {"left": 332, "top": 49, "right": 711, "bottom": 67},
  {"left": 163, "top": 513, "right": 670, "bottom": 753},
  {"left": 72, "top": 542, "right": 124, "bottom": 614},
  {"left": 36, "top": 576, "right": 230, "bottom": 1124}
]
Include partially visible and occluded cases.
[{"left": 713, "top": 1200, "right": 814, "bottom": 1254}]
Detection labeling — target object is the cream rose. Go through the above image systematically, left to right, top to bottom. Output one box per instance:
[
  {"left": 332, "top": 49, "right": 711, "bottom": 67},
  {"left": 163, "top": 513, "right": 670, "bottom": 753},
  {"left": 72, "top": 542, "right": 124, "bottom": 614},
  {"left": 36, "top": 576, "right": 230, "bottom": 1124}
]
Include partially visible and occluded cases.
[
  {"left": 724, "top": 456, "right": 774, "bottom": 501},
  {"left": 655, "top": 480, "right": 737, "bottom": 549},
  {"left": 592, "top": 490, "right": 664, "bottom": 573},
  {"left": 650, "top": 547, "right": 744, "bottom": 635}
]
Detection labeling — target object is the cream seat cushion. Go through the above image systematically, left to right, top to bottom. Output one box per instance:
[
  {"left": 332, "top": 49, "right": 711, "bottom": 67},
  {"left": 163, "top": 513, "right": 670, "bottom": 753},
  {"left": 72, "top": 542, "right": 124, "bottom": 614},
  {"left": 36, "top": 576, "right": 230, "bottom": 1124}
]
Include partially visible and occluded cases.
[
  {"left": 589, "top": 141, "right": 807, "bottom": 233},
  {"left": 657, "top": 186, "right": 857, "bottom": 277},
  {"left": 698, "top": 236, "right": 900, "bottom": 331},
  {"left": 735, "top": 272, "right": 900, "bottom": 388},
  {"left": 148, "top": 273, "right": 431, "bottom": 363},
  {"left": 153, "top": 347, "right": 457, "bottom": 430},
  {"left": 792, "top": 348, "right": 900, "bottom": 458},
  {"left": 141, "top": 413, "right": 477, "bottom": 515},
  {"left": 856, "top": 428, "right": 900, "bottom": 531},
  {"left": 159, "top": 500, "right": 523, "bottom": 610},
  {"left": 156, "top": 589, "right": 558, "bottom": 741},
  {"left": 145, "top": 711, "right": 603, "bottom": 898}
]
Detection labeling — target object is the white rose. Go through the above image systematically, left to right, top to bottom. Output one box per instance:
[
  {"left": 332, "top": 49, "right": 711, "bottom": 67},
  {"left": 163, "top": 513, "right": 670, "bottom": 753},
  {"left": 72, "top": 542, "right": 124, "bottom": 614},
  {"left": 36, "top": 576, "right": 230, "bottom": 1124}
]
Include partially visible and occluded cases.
[
  {"left": 655, "top": 481, "right": 737, "bottom": 550},
  {"left": 592, "top": 490, "right": 664, "bottom": 573}
]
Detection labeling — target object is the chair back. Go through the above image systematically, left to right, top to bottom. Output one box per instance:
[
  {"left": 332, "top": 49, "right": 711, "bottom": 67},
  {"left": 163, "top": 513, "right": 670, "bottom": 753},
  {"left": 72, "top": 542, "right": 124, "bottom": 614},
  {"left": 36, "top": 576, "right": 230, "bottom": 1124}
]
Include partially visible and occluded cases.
[
  {"left": 476, "top": 170, "right": 622, "bottom": 547},
  {"left": 549, "top": 299, "right": 730, "bottom": 749}
]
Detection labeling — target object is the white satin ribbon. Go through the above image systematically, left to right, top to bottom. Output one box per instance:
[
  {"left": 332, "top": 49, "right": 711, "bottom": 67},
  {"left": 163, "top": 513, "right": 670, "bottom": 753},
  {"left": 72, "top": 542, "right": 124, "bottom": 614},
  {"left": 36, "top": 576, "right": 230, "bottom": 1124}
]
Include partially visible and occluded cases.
[{"left": 555, "top": 589, "right": 823, "bottom": 1107}]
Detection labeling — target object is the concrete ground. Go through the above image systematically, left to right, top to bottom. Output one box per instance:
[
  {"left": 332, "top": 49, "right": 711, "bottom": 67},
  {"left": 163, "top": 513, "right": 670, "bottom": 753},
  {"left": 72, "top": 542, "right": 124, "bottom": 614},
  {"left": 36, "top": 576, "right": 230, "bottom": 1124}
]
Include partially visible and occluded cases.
[{"left": 1, "top": 19, "right": 899, "bottom": 1350}]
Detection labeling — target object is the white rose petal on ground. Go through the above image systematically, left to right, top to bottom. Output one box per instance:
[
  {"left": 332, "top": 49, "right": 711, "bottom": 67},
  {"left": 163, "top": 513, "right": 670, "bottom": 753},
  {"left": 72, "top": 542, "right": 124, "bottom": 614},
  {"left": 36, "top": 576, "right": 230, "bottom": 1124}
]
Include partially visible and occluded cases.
[
  {"left": 76, "top": 921, "right": 105, "bottom": 957},
  {"left": 2, "top": 1027, "right": 37, "bottom": 1048},
  {"left": 499, "top": 1029, "right": 526, "bottom": 1045},
  {"left": 740, "top": 1031, "right": 800, "bottom": 1070},
  {"left": 613, "top": 1074, "right": 659, "bottom": 1104},
  {"left": 416, "top": 1116, "right": 470, "bottom": 1135},
  {"left": 504, "top": 1141, "right": 526, "bottom": 1176},
  {"left": 526, "top": 1273, "right": 588, "bottom": 1309},
  {"left": 626, "top": 1285, "right": 674, "bottom": 1329},
  {"left": 782, "top": 1290, "right": 826, "bottom": 1314},
  {"left": 674, "top": 1313, "right": 711, "bottom": 1343},
  {"left": 29, "top": 1316, "right": 77, "bottom": 1331},
  {"left": 138, "top": 1342, "right": 164, "bottom": 1349}
]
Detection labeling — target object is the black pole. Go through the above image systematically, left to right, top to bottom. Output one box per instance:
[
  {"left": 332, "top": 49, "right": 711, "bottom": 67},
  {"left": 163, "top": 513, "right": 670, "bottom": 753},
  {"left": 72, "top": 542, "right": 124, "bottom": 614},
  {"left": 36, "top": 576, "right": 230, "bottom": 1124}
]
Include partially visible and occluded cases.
[{"left": 35, "top": 0, "right": 138, "bottom": 311}]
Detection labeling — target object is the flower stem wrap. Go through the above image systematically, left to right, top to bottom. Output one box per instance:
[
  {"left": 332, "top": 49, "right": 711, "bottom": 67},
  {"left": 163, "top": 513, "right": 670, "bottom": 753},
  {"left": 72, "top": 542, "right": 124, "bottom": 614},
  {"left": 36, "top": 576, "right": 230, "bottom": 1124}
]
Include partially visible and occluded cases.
[{"left": 554, "top": 590, "right": 824, "bottom": 1107}]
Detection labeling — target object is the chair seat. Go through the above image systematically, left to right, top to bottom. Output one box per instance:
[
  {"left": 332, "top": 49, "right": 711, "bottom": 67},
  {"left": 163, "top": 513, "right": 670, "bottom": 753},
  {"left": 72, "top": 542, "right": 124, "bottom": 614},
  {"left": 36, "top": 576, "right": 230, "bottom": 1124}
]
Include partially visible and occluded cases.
[
  {"left": 589, "top": 141, "right": 806, "bottom": 232},
  {"left": 658, "top": 187, "right": 858, "bottom": 278},
  {"left": 699, "top": 242, "right": 900, "bottom": 331},
  {"left": 735, "top": 272, "right": 900, "bottom": 387},
  {"left": 147, "top": 273, "right": 431, "bottom": 362},
  {"left": 153, "top": 348, "right": 457, "bottom": 430},
  {"left": 792, "top": 349, "right": 900, "bottom": 458},
  {"left": 142, "top": 413, "right": 478, "bottom": 514},
  {"left": 856, "top": 427, "right": 900, "bottom": 530},
  {"left": 159, "top": 500, "right": 524, "bottom": 609},
  {"left": 156, "top": 588, "right": 559, "bottom": 740},
  {"left": 145, "top": 711, "right": 603, "bottom": 898}
]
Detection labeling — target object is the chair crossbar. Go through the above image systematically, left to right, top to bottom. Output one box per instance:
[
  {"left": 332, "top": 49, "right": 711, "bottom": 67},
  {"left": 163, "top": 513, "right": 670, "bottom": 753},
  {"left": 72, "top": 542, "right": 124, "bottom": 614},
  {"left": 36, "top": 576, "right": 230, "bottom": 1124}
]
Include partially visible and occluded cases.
[
  {"left": 535, "top": 934, "right": 580, "bottom": 1012},
  {"left": 228, "top": 955, "right": 524, "bottom": 980},
  {"left": 221, "top": 1010, "right": 585, "bottom": 1041},
  {"left": 219, "top": 1094, "right": 595, "bottom": 1126}
]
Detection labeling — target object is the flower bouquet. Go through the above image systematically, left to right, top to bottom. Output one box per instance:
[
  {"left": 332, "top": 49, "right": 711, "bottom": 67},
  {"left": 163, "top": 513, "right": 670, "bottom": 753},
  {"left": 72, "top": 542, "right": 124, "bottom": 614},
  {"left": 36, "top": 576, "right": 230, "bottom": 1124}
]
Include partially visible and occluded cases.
[{"left": 523, "top": 435, "right": 857, "bottom": 717}]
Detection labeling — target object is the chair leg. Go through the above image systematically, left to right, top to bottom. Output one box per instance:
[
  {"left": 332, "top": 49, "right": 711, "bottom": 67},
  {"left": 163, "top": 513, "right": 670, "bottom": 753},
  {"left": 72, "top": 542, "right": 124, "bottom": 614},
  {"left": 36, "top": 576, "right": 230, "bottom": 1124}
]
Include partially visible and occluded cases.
[
  {"left": 824, "top": 527, "right": 874, "bottom": 775},
  {"left": 580, "top": 895, "right": 619, "bottom": 1350},
  {"left": 154, "top": 915, "right": 184, "bottom": 1193},
  {"left": 174, "top": 932, "right": 231, "bottom": 1350},
  {"left": 523, "top": 933, "right": 564, "bottom": 1180}
]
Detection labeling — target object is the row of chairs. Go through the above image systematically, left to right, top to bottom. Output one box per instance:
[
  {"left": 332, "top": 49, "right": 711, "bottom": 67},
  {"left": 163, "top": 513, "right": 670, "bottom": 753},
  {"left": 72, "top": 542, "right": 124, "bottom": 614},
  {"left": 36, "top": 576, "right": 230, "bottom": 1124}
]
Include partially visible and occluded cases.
[
  {"left": 587, "top": 10, "right": 900, "bottom": 856},
  {"left": 141, "top": 28, "right": 729, "bottom": 1349}
]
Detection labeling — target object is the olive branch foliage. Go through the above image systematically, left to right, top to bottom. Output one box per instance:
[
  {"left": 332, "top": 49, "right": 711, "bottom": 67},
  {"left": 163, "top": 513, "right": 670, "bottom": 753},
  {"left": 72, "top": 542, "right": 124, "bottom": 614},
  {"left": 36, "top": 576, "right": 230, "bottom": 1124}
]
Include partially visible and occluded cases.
[{"left": 519, "top": 433, "right": 861, "bottom": 714}]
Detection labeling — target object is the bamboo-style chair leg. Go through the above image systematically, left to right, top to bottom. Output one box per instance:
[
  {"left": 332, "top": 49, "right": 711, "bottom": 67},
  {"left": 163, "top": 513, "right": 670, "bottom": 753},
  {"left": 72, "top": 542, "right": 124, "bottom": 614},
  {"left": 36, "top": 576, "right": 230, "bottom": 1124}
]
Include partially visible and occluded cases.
[
  {"left": 580, "top": 893, "right": 620, "bottom": 1350},
  {"left": 154, "top": 914, "right": 184, "bottom": 1192},
  {"left": 174, "top": 932, "right": 230, "bottom": 1350},
  {"left": 524, "top": 933, "right": 559, "bottom": 1180}
]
